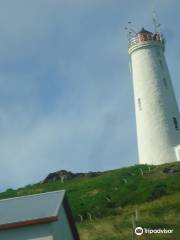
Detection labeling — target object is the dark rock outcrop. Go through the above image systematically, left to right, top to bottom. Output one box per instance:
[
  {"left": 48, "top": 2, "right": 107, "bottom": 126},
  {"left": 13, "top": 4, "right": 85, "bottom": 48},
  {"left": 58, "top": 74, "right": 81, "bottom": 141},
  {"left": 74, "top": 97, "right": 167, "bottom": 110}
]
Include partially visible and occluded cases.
[
  {"left": 163, "top": 164, "right": 180, "bottom": 175},
  {"left": 43, "top": 170, "right": 101, "bottom": 183}
]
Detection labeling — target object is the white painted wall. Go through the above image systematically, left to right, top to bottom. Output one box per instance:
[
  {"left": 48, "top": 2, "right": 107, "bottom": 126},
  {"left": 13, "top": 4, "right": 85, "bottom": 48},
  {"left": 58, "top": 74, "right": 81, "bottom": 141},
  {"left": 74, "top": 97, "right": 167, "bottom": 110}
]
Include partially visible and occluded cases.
[
  {"left": 129, "top": 41, "right": 180, "bottom": 165},
  {"left": 174, "top": 145, "right": 180, "bottom": 161},
  {"left": 52, "top": 206, "right": 74, "bottom": 240},
  {"left": 0, "top": 207, "right": 75, "bottom": 240},
  {"left": 0, "top": 223, "right": 53, "bottom": 240}
]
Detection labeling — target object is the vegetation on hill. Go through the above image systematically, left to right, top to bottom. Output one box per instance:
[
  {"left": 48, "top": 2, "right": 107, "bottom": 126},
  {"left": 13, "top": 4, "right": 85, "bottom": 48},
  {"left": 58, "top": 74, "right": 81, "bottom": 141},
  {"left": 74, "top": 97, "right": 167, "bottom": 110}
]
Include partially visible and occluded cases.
[{"left": 0, "top": 162, "right": 180, "bottom": 239}]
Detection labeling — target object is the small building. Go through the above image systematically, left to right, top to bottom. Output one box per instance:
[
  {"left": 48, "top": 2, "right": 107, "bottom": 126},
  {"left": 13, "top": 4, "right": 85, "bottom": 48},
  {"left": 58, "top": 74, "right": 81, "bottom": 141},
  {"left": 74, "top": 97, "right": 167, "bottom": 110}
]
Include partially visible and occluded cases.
[{"left": 0, "top": 190, "right": 80, "bottom": 240}]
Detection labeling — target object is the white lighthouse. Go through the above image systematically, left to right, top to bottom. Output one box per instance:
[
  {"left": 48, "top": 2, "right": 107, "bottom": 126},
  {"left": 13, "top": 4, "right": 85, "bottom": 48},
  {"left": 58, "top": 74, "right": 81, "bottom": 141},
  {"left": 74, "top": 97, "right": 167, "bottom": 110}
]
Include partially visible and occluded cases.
[{"left": 128, "top": 28, "right": 180, "bottom": 165}]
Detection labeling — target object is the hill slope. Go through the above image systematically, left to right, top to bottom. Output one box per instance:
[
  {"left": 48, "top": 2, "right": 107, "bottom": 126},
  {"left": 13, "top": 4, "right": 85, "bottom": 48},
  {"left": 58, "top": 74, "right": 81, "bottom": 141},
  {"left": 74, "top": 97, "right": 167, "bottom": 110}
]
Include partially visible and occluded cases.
[{"left": 0, "top": 162, "right": 180, "bottom": 239}]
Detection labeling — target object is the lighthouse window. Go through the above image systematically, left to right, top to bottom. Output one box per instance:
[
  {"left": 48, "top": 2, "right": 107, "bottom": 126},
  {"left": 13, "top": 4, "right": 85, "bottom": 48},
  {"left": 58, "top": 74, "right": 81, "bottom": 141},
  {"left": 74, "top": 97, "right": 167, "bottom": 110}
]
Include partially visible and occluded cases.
[
  {"left": 159, "top": 60, "right": 163, "bottom": 69},
  {"left": 163, "top": 78, "right": 168, "bottom": 88},
  {"left": 138, "top": 98, "right": 142, "bottom": 111},
  {"left": 173, "top": 117, "right": 179, "bottom": 130}
]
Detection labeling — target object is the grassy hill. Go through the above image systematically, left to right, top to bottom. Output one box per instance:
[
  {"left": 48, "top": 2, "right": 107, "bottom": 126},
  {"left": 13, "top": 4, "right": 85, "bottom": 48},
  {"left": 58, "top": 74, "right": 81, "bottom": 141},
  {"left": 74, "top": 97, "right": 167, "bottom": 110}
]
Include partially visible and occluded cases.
[{"left": 0, "top": 162, "right": 180, "bottom": 239}]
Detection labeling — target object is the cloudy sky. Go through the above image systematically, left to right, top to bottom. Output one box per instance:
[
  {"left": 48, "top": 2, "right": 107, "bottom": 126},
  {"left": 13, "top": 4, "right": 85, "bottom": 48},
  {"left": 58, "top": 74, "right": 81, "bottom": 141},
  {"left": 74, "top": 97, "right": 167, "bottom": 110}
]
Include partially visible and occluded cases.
[{"left": 0, "top": 0, "right": 180, "bottom": 191}]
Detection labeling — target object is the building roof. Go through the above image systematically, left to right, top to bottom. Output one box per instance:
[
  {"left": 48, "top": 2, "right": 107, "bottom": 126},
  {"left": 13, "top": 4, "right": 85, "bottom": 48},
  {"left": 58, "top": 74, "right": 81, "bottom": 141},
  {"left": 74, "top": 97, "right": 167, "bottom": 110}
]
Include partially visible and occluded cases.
[
  {"left": 138, "top": 27, "right": 152, "bottom": 34},
  {"left": 0, "top": 190, "right": 65, "bottom": 227},
  {"left": 0, "top": 190, "right": 80, "bottom": 239}
]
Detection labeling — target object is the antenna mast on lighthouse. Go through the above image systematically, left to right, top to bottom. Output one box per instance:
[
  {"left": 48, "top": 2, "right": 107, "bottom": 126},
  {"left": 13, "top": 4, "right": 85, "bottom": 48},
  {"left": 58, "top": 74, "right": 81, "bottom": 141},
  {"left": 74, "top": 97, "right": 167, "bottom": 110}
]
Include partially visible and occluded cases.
[{"left": 151, "top": 1, "right": 161, "bottom": 33}]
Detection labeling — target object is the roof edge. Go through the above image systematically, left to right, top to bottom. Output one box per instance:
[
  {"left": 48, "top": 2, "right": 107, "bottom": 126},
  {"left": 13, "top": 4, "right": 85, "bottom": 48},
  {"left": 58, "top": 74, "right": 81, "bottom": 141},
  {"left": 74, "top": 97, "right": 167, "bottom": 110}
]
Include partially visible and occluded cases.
[
  {"left": 0, "top": 190, "right": 66, "bottom": 203},
  {"left": 54, "top": 190, "right": 66, "bottom": 216},
  {"left": 0, "top": 216, "right": 58, "bottom": 231}
]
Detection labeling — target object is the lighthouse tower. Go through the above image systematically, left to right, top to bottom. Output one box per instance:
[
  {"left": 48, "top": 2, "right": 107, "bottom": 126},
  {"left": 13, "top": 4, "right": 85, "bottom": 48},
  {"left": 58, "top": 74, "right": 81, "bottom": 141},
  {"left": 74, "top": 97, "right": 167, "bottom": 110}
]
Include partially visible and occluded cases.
[{"left": 128, "top": 28, "right": 180, "bottom": 165}]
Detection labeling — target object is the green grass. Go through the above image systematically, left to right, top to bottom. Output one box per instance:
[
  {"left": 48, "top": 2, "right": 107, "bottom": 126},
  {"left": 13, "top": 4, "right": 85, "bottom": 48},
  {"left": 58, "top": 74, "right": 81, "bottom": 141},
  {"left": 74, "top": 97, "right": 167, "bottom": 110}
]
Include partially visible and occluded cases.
[
  {"left": 0, "top": 162, "right": 180, "bottom": 239},
  {"left": 78, "top": 193, "right": 180, "bottom": 240}
]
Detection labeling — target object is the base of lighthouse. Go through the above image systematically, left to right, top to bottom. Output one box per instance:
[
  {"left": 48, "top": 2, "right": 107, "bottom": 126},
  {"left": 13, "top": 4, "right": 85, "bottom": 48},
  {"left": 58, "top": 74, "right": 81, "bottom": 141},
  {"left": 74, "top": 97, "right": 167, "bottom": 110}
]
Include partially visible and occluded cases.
[{"left": 175, "top": 145, "right": 180, "bottom": 162}]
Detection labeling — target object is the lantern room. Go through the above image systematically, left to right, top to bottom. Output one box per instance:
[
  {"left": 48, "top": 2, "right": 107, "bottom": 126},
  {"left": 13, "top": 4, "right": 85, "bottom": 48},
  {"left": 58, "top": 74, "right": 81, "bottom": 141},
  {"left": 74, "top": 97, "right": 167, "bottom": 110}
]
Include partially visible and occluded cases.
[{"left": 128, "top": 28, "right": 165, "bottom": 54}]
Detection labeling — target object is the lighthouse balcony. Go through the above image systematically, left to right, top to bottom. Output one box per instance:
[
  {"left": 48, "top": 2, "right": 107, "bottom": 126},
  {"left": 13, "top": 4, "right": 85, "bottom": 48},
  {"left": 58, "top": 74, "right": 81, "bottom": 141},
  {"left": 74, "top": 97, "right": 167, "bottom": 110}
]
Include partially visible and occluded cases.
[{"left": 128, "top": 31, "right": 165, "bottom": 54}]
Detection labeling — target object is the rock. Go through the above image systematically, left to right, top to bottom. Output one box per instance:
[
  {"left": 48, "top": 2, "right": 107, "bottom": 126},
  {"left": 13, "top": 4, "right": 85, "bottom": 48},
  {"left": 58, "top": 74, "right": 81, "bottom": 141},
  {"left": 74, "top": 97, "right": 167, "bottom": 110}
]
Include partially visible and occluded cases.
[
  {"left": 163, "top": 165, "right": 180, "bottom": 175},
  {"left": 43, "top": 170, "right": 101, "bottom": 183}
]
